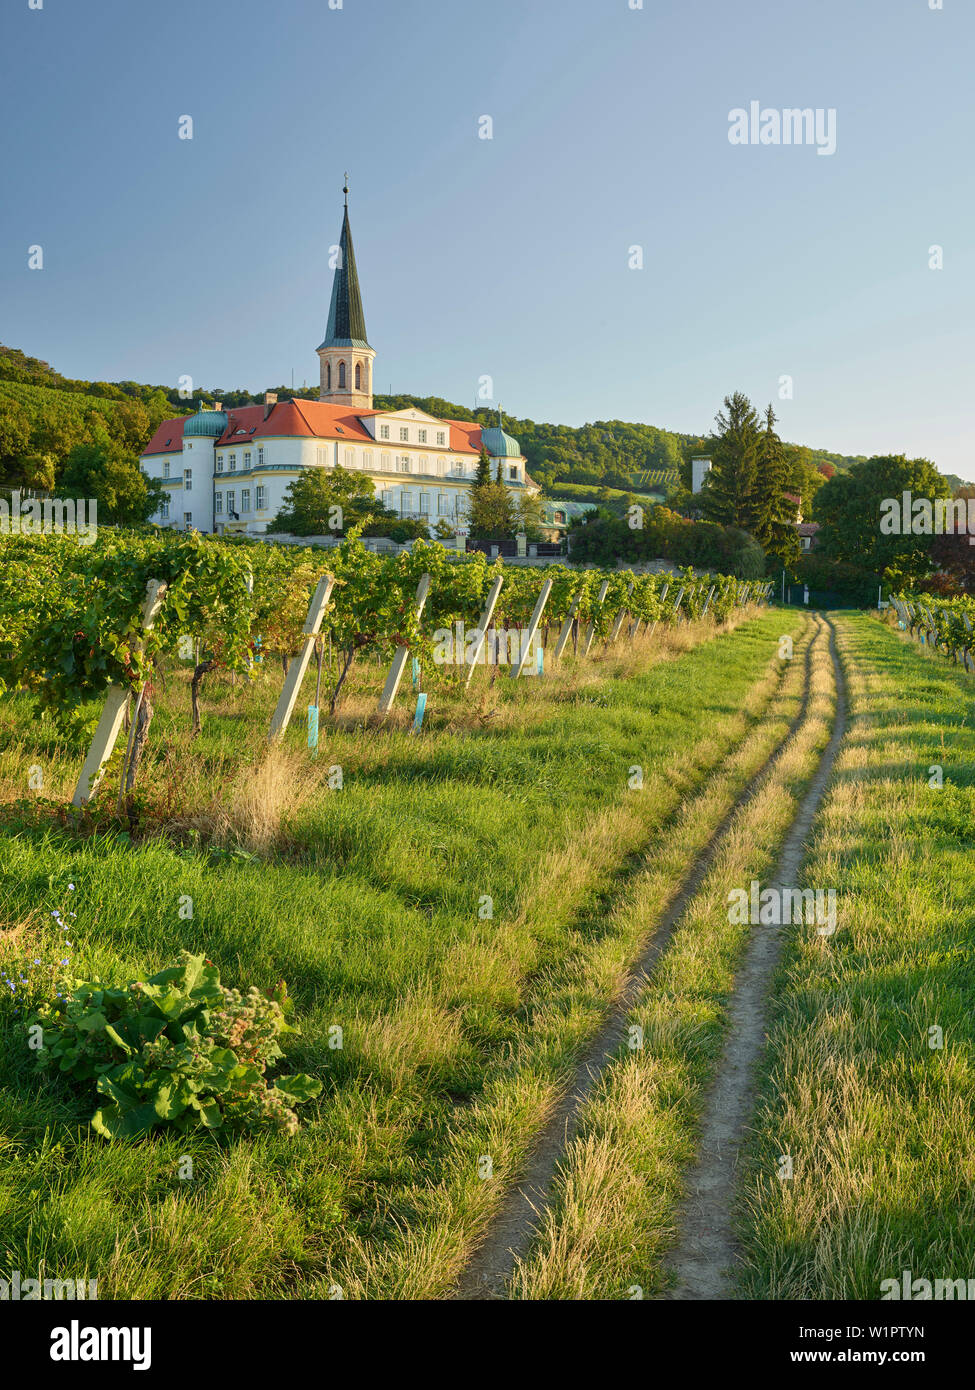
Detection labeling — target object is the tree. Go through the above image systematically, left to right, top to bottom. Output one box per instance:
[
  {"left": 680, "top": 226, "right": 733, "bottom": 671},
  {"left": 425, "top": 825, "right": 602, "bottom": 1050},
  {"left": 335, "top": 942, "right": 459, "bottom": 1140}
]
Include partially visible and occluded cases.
[
  {"left": 700, "top": 392, "right": 761, "bottom": 532},
  {"left": 0, "top": 399, "right": 31, "bottom": 467},
  {"left": 754, "top": 405, "right": 800, "bottom": 570},
  {"left": 61, "top": 431, "right": 163, "bottom": 524},
  {"left": 474, "top": 444, "right": 492, "bottom": 489},
  {"left": 812, "top": 454, "right": 953, "bottom": 584},
  {"left": 268, "top": 464, "right": 377, "bottom": 536},
  {"left": 467, "top": 479, "right": 515, "bottom": 539},
  {"left": 514, "top": 489, "right": 546, "bottom": 540}
]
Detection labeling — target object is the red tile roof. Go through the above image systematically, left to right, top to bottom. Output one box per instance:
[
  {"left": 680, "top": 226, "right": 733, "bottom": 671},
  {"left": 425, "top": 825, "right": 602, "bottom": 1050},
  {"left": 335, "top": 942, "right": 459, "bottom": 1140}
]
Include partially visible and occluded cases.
[{"left": 143, "top": 402, "right": 493, "bottom": 456}]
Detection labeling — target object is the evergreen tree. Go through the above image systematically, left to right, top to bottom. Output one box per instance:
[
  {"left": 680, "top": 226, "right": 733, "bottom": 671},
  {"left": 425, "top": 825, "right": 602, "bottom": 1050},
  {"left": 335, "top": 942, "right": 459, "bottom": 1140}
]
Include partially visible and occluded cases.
[
  {"left": 700, "top": 392, "right": 762, "bottom": 533},
  {"left": 754, "top": 405, "right": 800, "bottom": 569},
  {"left": 474, "top": 443, "right": 492, "bottom": 489}
]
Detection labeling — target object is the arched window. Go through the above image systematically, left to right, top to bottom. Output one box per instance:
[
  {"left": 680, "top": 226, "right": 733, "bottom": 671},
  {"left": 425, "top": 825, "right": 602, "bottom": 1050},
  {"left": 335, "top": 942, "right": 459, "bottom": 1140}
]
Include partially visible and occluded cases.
[
  {"left": 338, "top": 361, "right": 347, "bottom": 389},
  {"left": 325, "top": 362, "right": 331, "bottom": 391},
  {"left": 355, "top": 362, "right": 362, "bottom": 390}
]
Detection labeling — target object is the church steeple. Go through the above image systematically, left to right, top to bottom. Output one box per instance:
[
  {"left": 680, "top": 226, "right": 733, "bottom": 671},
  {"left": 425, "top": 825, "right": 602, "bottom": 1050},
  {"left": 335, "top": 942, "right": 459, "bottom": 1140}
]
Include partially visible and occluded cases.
[{"left": 318, "top": 178, "right": 375, "bottom": 409}]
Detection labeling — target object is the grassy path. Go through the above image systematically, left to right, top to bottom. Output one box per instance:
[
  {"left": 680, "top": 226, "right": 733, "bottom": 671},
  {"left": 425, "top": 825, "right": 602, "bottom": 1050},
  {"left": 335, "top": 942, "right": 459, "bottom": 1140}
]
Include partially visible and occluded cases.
[
  {"left": 734, "top": 612, "right": 975, "bottom": 1299},
  {"left": 503, "top": 615, "right": 838, "bottom": 1299},
  {"left": 455, "top": 616, "right": 825, "bottom": 1298}
]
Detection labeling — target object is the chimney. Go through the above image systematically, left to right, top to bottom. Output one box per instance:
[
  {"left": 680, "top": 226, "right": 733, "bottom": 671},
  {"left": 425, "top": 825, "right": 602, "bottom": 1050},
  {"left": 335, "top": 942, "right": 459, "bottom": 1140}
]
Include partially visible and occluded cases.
[{"left": 264, "top": 391, "right": 278, "bottom": 421}]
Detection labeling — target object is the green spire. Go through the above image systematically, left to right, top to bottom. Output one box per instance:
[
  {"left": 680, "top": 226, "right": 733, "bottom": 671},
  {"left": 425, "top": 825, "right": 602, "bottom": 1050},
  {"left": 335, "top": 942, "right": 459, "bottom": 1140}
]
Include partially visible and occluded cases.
[{"left": 319, "top": 184, "right": 371, "bottom": 350}]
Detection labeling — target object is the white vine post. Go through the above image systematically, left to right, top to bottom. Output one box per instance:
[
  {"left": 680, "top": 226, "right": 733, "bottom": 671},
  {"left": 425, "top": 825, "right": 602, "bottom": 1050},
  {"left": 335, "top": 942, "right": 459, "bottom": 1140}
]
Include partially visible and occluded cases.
[
  {"left": 378, "top": 573, "right": 431, "bottom": 715},
  {"left": 464, "top": 573, "right": 504, "bottom": 690},
  {"left": 269, "top": 574, "right": 335, "bottom": 738},
  {"left": 511, "top": 576, "right": 553, "bottom": 679},
  {"left": 72, "top": 578, "right": 168, "bottom": 807},
  {"left": 580, "top": 579, "right": 610, "bottom": 657},
  {"left": 609, "top": 581, "right": 635, "bottom": 642},
  {"left": 701, "top": 585, "right": 716, "bottom": 619},
  {"left": 671, "top": 586, "right": 686, "bottom": 624},
  {"left": 553, "top": 593, "right": 581, "bottom": 659}
]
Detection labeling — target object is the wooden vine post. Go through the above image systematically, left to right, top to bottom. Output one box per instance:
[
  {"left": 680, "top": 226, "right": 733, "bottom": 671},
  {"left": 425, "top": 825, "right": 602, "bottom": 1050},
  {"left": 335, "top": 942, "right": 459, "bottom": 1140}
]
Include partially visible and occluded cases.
[
  {"left": 269, "top": 573, "right": 335, "bottom": 738},
  {"left": 378, "top": 573, "right": 431, "bottom": 715},
  {"left": 464, "top": 573, "right": 504, "bottom": 690},
  {"left": 510, "top": 576, "right": 553, "bottom": 679},
  {"left": 72, "top": 578, "right": 168, "bottom": 807},
  {"left": 580, "top": 579, "right": 610, "bottom": 657},
  {"left": 609, "top": 581, "right": 635, "bottom": 642},
  {"left": 553, "top": 593, "right": 581, "bottom": 660}
]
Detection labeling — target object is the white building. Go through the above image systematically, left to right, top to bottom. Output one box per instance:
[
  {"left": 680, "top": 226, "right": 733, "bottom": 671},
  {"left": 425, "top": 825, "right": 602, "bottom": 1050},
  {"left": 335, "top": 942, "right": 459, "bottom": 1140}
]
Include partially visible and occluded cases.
[{"left": 140, "top": 190, "right": 537, "bottom": 537}]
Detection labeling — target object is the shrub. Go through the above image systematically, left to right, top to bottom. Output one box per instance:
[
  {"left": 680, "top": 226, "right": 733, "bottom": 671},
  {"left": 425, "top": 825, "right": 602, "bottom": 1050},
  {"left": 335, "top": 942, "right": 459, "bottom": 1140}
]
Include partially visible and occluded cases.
[{"left": 31, "top": 952, "right": 321, "bottom": 1139}]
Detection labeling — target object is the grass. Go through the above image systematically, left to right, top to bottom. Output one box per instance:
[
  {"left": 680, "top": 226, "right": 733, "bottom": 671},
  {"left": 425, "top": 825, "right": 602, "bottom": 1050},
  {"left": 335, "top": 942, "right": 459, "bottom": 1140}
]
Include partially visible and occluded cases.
[
  {"left": 0, "top": 605, "right": 804, "bottom": 1299},
  {"left": 734, "top": 613, "right": 975, "bottom": 1299},
  {"left": 506, "top": 615, "right": 836, "bottom": 1299}
]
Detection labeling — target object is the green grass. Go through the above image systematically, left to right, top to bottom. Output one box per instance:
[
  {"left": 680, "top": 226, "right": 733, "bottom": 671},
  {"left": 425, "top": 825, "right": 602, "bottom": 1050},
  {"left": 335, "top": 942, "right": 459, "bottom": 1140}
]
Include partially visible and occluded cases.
[
  {"left": 0, "top": 609, "right": 803, "bottom": 1299},
  {"left": 735, "top": 613, "right": 975, "bottom": 1298}
]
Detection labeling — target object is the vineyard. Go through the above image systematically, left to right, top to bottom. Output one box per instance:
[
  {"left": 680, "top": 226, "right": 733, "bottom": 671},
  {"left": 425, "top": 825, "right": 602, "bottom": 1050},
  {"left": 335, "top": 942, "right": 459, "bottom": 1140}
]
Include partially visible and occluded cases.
[
  {"left": 0, "top": 529, "right": 770, "bottom": 809},
  {"left": 888, "top": 592, "right": 975, "bottom": 672}
]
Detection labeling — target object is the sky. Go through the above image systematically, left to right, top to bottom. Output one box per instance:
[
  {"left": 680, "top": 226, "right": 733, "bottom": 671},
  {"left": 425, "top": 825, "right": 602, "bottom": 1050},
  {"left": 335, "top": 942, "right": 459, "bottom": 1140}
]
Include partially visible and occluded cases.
[{"left": 2, "top": 0, "right": 973, "bottom": 480}]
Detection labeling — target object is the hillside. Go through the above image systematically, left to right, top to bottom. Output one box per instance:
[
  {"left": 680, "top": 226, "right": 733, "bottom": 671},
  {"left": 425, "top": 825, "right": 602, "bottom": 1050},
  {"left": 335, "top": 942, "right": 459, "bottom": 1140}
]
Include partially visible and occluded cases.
[{"left": 1, "top": 345, "right": 957, "bottom": 502}]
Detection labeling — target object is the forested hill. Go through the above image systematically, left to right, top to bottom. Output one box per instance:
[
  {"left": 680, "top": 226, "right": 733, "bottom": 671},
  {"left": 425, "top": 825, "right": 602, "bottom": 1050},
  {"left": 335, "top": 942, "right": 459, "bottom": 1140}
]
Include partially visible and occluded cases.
[{"left": 0, "top": 343, "right": 918, "bottom": 497}]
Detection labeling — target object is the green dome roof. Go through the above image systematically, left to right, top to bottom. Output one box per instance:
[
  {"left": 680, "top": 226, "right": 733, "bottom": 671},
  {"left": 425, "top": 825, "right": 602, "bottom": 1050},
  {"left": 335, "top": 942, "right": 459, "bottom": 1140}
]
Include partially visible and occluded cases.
[
  {"left": 183, "top": 406, "right": 228, "bottom": 438},
  {"left": 481, "top": 425, "right": 521, "bottom": 457}
]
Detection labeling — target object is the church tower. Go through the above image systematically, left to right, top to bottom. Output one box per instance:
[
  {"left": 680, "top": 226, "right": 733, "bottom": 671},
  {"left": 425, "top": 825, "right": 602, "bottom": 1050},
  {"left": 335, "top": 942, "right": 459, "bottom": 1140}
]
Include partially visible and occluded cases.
[{"left": 317, "top": 181, "right": 375, "bottom": 410}]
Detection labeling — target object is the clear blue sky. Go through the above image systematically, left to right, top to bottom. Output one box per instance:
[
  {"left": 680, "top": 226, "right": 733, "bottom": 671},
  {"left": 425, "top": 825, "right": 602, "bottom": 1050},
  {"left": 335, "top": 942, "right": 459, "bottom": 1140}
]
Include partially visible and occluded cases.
[{"left": 2, "top": 0, "right": 972, "bottom": 479}]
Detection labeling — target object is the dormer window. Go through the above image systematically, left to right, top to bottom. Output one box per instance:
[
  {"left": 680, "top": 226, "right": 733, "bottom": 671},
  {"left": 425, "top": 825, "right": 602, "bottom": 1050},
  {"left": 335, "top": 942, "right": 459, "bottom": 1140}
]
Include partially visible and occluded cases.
[{"left": 380, "top": 424, "right": 390, "bottom": 440}]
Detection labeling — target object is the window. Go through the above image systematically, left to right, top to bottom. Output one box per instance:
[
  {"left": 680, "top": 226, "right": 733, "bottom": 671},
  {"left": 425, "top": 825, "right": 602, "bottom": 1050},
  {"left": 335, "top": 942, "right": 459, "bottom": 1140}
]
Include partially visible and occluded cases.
[
  {"left": 338, "top": 361, "right": 346, "bottom": 388},
  {"left": 325, "top": 362, "right": 331, "bottom": 391},
  {"left": 355, "top": 363, "right": 361, "bottom": 390},
  {"left": 380, "top": 424, "right": 390, "bottom": 440},
  {"left": 399, "top": 427, "right": 409, "bottom": 442},
  {"left": 418, "top": 429, "right": 427, "bottom": 444},
  {"left": 436, "top": 431, "right": 446, "bottom": 446},
  {"left": 258, "top": 447, "right": 264, "bottom": 467},
  {"left": 317, "top": 447, "right": 329, "bottom": 466},
  {"left": 344, "top": 449, "right": 354, "bottom": 467},
  {"left": 244, "top": 452, "right": 251, "bottom": 468},
  {"left": 381, "top": 453, "right": 391, "bottom": 470},
  {"left": 229, "top": 454, "right": 237, "bottom": 471},
  {"left": 216, "top": 455, "right": 224, "bottom": 473},
  {"left": 397, "top": 456, "right": 411, "bottom": 473},
  {"left": 418, "top": 456, "right": 428, "bottom": 472},
  {"left": 163, "top": 460, "right": 170, "bottom": 479},
  {"left": 509, "top": 465, "right": 518, "bottom": 481},
  {"left": 183, "top": 468, "right": 192, "bottom": 491},
  {"left": 256, "top": 485, "right": 267, "bottom": 510},
  {"left": 241, "top": 489, "right": 251, "bottom": 512},
  {"left": 226, "top": 490, "right": 236, "bottom": 516},
  {"left": 381, "top": 490, "right": 392, "bottom": 509},
  {"left": 400, "top": 492, "right": 413, "bottom": 515},
  {"left": 215, "top": 493, "right": 223, "bottom": 515},
  {"left": 419, "top": 493, "right": 429, "bottom": 516},
  {"left": 437, "top": 494, "right": 449, "bottom": 516},
  {"left": 160, "top": 499, "right": 170, "bottom": 520},
  {"left": 184, "top": 513, "right": 192, "bottom": 526}
]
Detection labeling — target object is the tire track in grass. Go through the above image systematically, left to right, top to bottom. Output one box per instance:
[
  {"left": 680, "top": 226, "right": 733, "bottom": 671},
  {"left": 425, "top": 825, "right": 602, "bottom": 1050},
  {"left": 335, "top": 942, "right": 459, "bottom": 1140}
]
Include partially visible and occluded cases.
[
  {"left": 663, "top": 614, "right": 847, "bottom": 1299},
  {"left": 453, "top": 615, "right": 825, "bottom": 1300}
]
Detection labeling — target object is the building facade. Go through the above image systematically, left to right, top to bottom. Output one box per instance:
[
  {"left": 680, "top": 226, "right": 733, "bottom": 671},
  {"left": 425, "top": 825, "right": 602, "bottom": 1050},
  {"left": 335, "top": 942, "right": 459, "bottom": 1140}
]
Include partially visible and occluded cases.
[{"left": 140, "top": 194, "right": 537, "bottom": 537}]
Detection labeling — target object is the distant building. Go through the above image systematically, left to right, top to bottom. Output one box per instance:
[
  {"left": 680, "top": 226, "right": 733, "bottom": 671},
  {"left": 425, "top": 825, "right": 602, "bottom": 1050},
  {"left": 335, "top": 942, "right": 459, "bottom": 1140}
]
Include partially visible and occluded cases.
[
  {"left": 140, "top": 187, "right": 537, "bottom": 537},
  {"left": 691, "top": 456, "right": 712, "bottom": 493},
  {"left": 539, "top": 498, "right": 596, "bottom": 541},
  {"left": 797, "top": 521, "right": 820, "bottom": 552}
]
